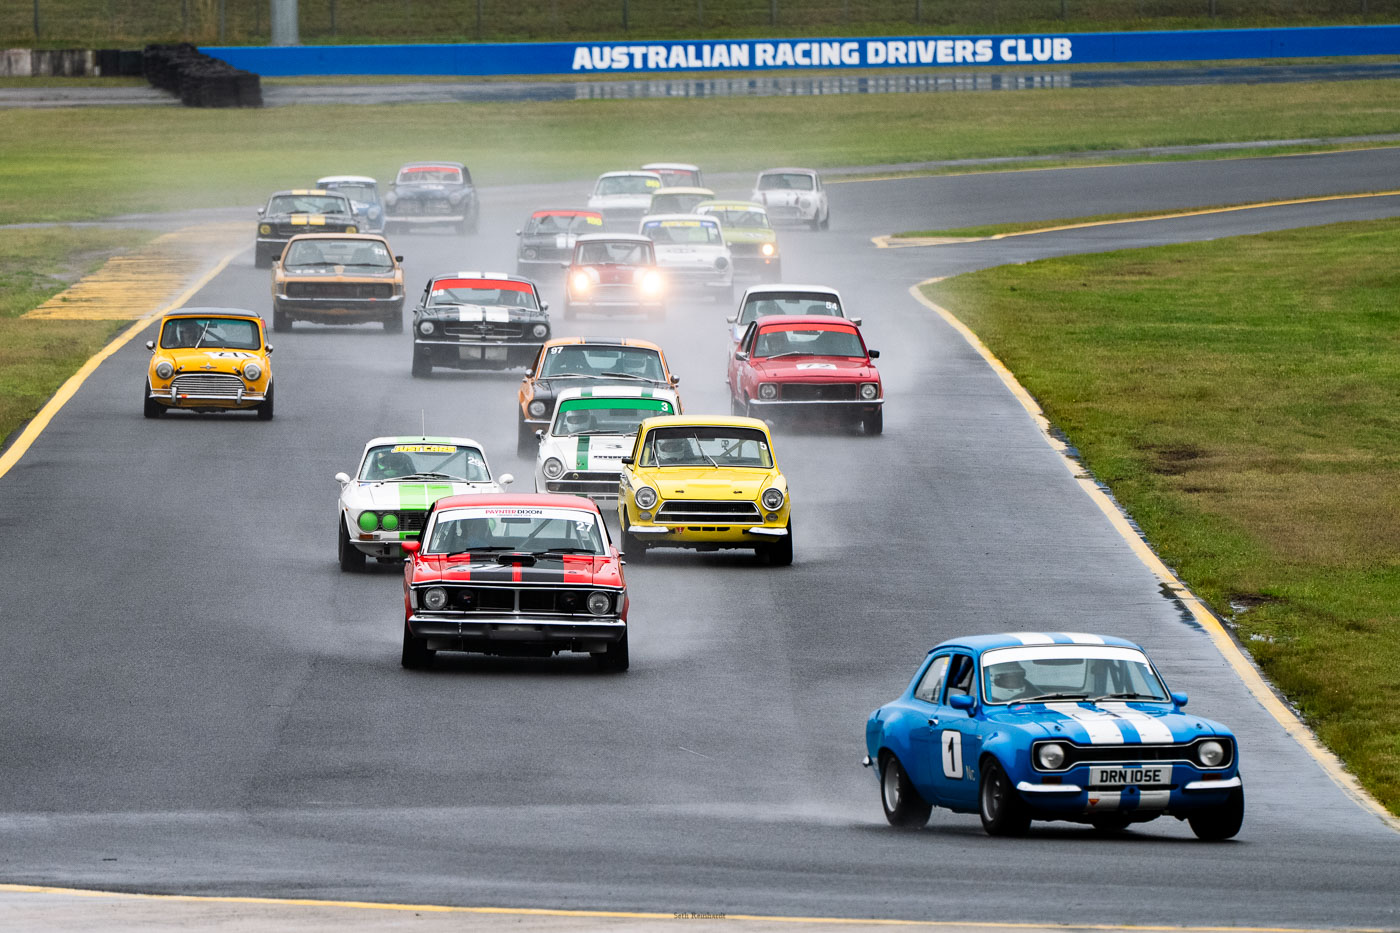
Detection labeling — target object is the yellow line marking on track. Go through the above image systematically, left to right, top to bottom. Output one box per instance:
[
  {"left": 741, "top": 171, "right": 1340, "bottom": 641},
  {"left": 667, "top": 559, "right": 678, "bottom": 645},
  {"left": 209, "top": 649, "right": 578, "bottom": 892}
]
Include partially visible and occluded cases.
[
  {"left": 873, "top": 189, "right": 1400, "bottom": 248},
  {"left": 23, "top": 223, "right": 247, "bottom": 320},
  {"left": 0, "top": 238, "right": 246, "bottom": 485},
  {"left": 908, "top": 281, "right": 1400, "bottom": 833},
  {"left": 0, "top": 884, "right": 1392, "bottom": 932}
]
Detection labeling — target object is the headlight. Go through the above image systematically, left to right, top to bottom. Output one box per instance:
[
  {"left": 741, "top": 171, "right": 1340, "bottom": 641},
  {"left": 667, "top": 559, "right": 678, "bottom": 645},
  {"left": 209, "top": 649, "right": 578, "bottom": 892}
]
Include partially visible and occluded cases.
[
  {"left": 448, "top": 190, "right": 464, "bottom": 204},
  {"left": 385, "top": 192, "right": 398, "bottom": 205},
  {"left": 799, "top": 197, "right": 812, "bottom": 209},
  {"left": 368, "top": 206, "right": 381, "bottom": 219},
  {"left": 258, "top": 223, "right": 271, "bottom": 235},
  {"left": 345, "top": 225, "right": 358, "bottom": 233},
  {"left": 760, "top": 242, "right": 775, "bottom": 256},
  {"left": 523, "top": 248, "right": 538, "bottom": 259},
  {"left": 715, "top": 256, "right": 728, "bottom": 270},
  {"left": 571, "top": 270, "right": 593, "bottom": 293},
  {"left": 639, "top": 270, "right": 663, "bottom": 295},
  {"left": 418, "top": 320, "right": 435, "bottom": 336},
  {"left": 531, "top": 323, "right": 549, "bottom": 339},
  {"left": 154, "top": 360, "right": 174, "bottom": 380},
  {"left": 242, "top": 361, "right": 262, "bottom": 381},
  {"left": 758, "top": 383, "right": 778, "bottom": 400},
  {"left": 859, "top": 383, "right": 879, "bottom": 400},
  {"left": 528, "top": 400, "right": 548, "bottom": 418},
  {"left": 542, "top": 457, "right": 565, "bottom": 480},
  {"left": 633, "top": 486, "right": 657, "bottom": 510},
  {"left": 760, "top": 487, "right": 785, "bottom": 511},
  {"left": 357, "top": 511, "right": 378, "bottom": 532},
  {"left": 380, "top": 513, "right": 399, "bottom": 532},
  {"left": 422, "top": 587, "right": 448, "bottom": 611},
  {"left": 586, "top": 591, "right": 612, "bottom": 616},
  {"left": 1197, "top": 740, "right": 1226, "bottom": 768},
  {"left": 1036, "top": 743, "right": 1066, "bottom": 770}
]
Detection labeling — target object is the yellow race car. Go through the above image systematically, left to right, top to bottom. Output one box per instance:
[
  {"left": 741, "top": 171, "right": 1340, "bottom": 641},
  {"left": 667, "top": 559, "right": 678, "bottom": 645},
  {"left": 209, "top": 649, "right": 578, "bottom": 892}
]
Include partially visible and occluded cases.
[
  {"left": 143, "top": 308, "right": 274, "bottom": 419},
  {"left": 617, "top": 415, "right": 791, "bottom": 565}
]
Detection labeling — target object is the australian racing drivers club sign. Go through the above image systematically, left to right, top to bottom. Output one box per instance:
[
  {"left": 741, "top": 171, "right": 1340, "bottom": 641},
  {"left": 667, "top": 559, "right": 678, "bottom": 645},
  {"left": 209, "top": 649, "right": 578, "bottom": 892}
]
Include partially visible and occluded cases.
[{"left": 570, "top": 36, "right": 1076, "bottom": 72}]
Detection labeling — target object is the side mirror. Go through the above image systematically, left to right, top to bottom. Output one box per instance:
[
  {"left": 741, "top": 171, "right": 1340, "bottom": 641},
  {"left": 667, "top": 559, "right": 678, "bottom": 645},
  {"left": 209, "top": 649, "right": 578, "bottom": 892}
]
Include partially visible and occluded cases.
[
  {"left": 257, "top": 207, "right": 265, "bottom": 216},
  {"left": 515, "top": 229, "right": 522, "bottom": 236},
  {"left": 395, "top": 255, "right": 404, "bottom": 262},
  {"left": 559, "top": 261, "right": 570, "bottom": 270},
  {"left": 541, "top": 301, "right": 549, "bottom": 311},
  {"left": 725, "top": 315, "right": 736, "bottom": 324},
  {"left": 851, "top": 316, "right": 863, "bottom": 326},
  {"left": 145, "top": 340, "right": 155, "bottom": 351},
  {"left": 265, "top": 344, "right": 274, "bottom": 353},
  {"left": 868, "top": 349, "right": 880, "bottom": 359},
  {"left": 734, "top": 351, "right": 749, "bottom": 361},
  {"left": 670, "top": 375, "right": 680, "bottom": 385},
  {"left": 534, "top": 429, "right": 544, "bottom": 438},
  {"left": 621, "top": 456, "right": 634, "bottom": 466},
  {"left": 334, "top": 472, "right": 351, "bottom": 485},
  {"left": 498, "top": 473, "right": 515, "bottom": 486},
  {"left": 401, "top": 540, "right": 421, "bottom": 555},
  {"left": 1172, "top": 692, "right": 1189, "bottom": 708},
  {"left": 949, "top": 694, "right": 975, "bottom": 712}
]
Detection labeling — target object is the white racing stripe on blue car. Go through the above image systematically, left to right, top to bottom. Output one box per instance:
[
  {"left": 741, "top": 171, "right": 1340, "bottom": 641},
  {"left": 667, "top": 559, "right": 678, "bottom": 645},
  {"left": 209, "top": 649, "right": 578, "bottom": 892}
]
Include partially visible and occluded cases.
[
  {"left": 1009, "top": 632, "right": 1056, "bottom": 645},
  {"left": 1059, "top": 632, "right": 1106, "bottom": 644},
  {"left": 1099, "top": 702, "right": 1176, "bottom": 744},
  {"left": 1045, "top": 703, "right": 1125, "bottom": 744},
  {"left": 1139, "top": 789, "right": 1172, "bottom": 810},
  {"left": 1085, "top": 790, "right": 1122, "bottom": 813}
]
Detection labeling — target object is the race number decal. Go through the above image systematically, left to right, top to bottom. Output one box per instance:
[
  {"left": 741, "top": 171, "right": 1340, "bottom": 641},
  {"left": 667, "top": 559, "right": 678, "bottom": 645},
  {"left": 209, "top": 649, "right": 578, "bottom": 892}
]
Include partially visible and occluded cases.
[{"left": 941, "top": 730, "right": 963, "bottom": 779}]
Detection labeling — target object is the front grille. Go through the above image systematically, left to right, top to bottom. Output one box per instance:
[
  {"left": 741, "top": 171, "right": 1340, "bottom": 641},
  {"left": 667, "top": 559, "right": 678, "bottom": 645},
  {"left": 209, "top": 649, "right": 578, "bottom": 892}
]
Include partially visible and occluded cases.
[
  {"left": 395, "top": 199, "right": 456, "bottom": 216},
  {"left": 767, "top": 205, "right": 802, "bottom": 219},
  {"left": 274, "top": 222, "right": 348, "bottom": 237},
  {"left": 728, "top": 243, "right": 761, "bottom": 257},
  {"left": 285, "top": 282, "right": 393, "bottom": 299},
  {"left": 442, "top": 322, "right": 526, "bottom": 340},
  {"left": 171, "top": 374, "right": 244, "bottom": 398},
  {"left": 782, "top": 383, "right": 857, "bottom": 401},
  {"left": 656, "top": 500, "right": 761, "bottom": 523},
  {"left": 381, "top": 512, "right": 426, "bottom": 536},
  {"left": 421, "top": 584, "right": 615, "bottom": 617},
  {"left": 1036, "top": 739, "right": 1233, "bottom": 772}
]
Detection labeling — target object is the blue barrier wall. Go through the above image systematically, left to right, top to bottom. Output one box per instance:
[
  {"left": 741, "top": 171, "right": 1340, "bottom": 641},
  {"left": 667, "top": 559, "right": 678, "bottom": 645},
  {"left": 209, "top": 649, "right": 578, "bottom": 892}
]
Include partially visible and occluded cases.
[{"left": 204, "top": 25, "right": 1400, "bottom": 77}]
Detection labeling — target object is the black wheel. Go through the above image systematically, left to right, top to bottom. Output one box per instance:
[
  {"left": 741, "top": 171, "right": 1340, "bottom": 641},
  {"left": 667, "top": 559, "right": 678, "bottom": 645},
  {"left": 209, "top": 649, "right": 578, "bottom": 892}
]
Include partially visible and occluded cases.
[
  {"left": 820, "top": 211, "right": 830, "bottom": 230},
  {"left": 466, "top": 213, "right": 479, "bottom": 235},
  {"left": 809, "top": 215, "right": 822, "bottom": 231},
  {"left": 254, "top": 249, "right": 271, "bottom": 269},
  {"left": 272, "top": 307, "right": 291, "bottom": 332},
  {"left": 383, "top": 309, "right": 403, "bottom": 334},
  {"left": 411, "top": 345, "right": 431, "bottom": 378},
  {"left": 256, "top": 381, "right": 274, "bottom": 420},
  {"left": 143, "top": 382, "right": 164, "bottom": 419},
  {"left": 729, "top": 393, "right": 745, "bottom": 416},
  {"left": 863, "top": 409, "right": 883, "bottom": 436},
  {"left": 516, "top": 419, "right": 538, "bottom": 458},
  {"left": 621, "top": 509, "right": 648, "bottom": 562},
  {"left": 338, "top": 516, "right": 366, "bottom": 572},
  {"left": 765, "top": 521, "right": 793, "bottom": 566},
  {"left": 400, "top": 622, "right": 433, "bottom": 669},
  {"left": 596, "top": 631, "right": 629, "bottom": 672},
  {"left": 879, "top": 752, "right": 931, "bottom": 828},
  {"left": 979, "top": 759, "right": 1031, "bottom": 837},
  {"left": 1188, "top": 786, "right": 1244, "bottom": 841}
]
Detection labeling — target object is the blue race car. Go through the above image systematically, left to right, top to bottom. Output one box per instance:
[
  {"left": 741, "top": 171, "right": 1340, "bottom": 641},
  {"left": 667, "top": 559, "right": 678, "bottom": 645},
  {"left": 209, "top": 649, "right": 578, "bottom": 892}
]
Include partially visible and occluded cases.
[{"left": 864, "top": 632, "right": 1244, "bottom": 839}]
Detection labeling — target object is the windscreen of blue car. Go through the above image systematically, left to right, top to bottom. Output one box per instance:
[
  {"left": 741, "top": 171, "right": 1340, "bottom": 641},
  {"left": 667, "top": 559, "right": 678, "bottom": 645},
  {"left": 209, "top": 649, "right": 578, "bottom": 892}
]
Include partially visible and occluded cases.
[{"left": 980, "top": 646, "right": 1170, "bottom": 705}]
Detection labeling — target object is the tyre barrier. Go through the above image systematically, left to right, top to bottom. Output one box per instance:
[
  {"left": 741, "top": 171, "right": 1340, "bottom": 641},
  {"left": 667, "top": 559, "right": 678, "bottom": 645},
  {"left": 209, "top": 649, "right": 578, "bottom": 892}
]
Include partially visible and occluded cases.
[{"left": 143, "top": 43, "right": 262, "bottom": 108}]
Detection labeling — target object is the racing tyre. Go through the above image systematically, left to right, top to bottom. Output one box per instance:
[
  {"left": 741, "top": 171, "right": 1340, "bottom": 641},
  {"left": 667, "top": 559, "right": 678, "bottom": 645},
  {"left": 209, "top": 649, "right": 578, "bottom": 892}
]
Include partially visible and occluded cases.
[
  {"left": 820, "top": 211, "right": 831, "bottom": 231},
  {"left": 809, "top": 215, "right": 822, "bottom": 231},
  {"left": 254, "top": 249, "right": 271, "bottom": 269},
  {"left": 272, "top": 307, "right": 291, "bottom": 332},
  {"left": 383, "top": 310, "right": 403, "bottom": 334},
  {"left": 411, "top": 346, "right": 431, "bottom": 378},
  {"left": 143, "top": 382, "right": 164, "bottom": 419},
  {"left": 256, "top": 382, "right": 275, "bottom": 420},
  {"left": 730, "top": 394, "right": 746, "bottom": 416},
  {"left": 863, "top": 409, "right": 883, "bottom": 436},
  {"left": 516, "top": 419, "right": 537, "bottom": 458},
  {"left": 621, "top": 510, "right": 648, "bottom": 563},
  {"left": 338, "top": 517, "right": 366, "bottom": 572},
  {"left": 764, "top": 521, "right": 793, "bottom": 566},
  {"left": 401, "top": 622, "right": 434, "bottom": 670},
  {"left": 596, "top": 631, "right": 629, "bottom": 672},
  {"left": 879, "top": 752, "right": 932, "bottom": 828},
  {"left": 979, "top": 759, "right": 1031, "bottom": 837},
  {"left": 1188, "top": 786, "right": 1244, "bottom": 841}
]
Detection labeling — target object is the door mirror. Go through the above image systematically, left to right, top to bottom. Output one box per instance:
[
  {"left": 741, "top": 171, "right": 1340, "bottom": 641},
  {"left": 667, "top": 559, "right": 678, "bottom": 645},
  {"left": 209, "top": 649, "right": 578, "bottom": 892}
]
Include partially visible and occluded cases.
[
  {"left": 515, "top": 229, "right": 522, "bottom": 236},
  {"left": 395, "top": 255, "right": 404, "bottom": 262},
  {"left": 541, "top": 301, "right": 549, "bottom": 311},
  {"left": 725, "top": 315, "right": 736, "bottom": 324},
  {"left": 850, "top": 316, "right": 863, "bottom": 326},
  {"left": 145, "top": 340, "right": 155, "bottom": 351},
  {"left": 868, "top": 349, "right": 880, "bottom": 359},
  {"left": 734, "top": 351, "right": 749, "bottom": 361},
  {"left": 669, "top": 375, "right": 680, "bottom": 385},
  {"left": 621, "top": 456, "right": 634, "bottom": 466},
  {"left": 334, "top": 472, "right": 351, "bottom": 485},
  {"left": 498, "top": 473, "right": 515, "bottom": 486},
  {"left": 401, "top": 540, "right": 420, "bottom": 555},
  {"left": 1172, "top": 692, "right": 1189, "bottom": 708},
  {"left": 948, "top": 694, "right": 975, "bottom": 712}
]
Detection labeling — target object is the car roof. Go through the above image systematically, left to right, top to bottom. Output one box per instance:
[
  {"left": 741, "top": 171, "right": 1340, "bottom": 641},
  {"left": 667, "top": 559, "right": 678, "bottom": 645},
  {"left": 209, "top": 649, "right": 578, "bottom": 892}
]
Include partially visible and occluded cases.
[
  {"left": 399, "top": 161, "right": 464, "bottom": 169},
  {"left": 641, "top": 162, "right": 700, "bottom": 171},
  {"left": 756, "top": 167, "right": 820, "bottom": 176},
  {"left": 598, "top": 170, "right": 663, "bottom": 179},
  {"left": 316, "top": 175, "right": 376, "bottom": 185},
  {"left": 651, "top": 186, "right": 714, "bottom": 195},
  {"left": 269, "top": 188, "right": 342, "bottom": 198},
  {"left": 697, "top": 200, "right": 766, "bottom": 212},
  {"left": 530, "top": 208, "right": 602, "bottom": 217},
  {"left": 642, "top": 213, "right": 720, "bottom": 223},
  {"left": 285, "top": 232, "right": 391, "bottom": 243},
  {"left": 574, "top": 233, "right": 653, "bottom": 244},
  {"left": 431, "top": 271, "right": 535, "bottom": 284},
  {"left": 741, "top": 284, "right": 841, "bottom": 300},
  {"left": 162, "top": 307, "right": 262, "bottom": 322},
  {"left": 753, "top": 314, "right": 860, "bottom": 331},
  {"left": 542, "top": 336, "right": 664, "bottom": 352},
  {"left": 554, "top": 385, "right": 680, "bottom": 403},
  {"left": 637, "top": 414, "right": 770, "bottom": 432},
  {"left": 361, "top": 435, "right": 484, "bottom": 451},
  {"left": 432, "top": 493, "right": 600, "bottom": 513},
  {"left": 925, "top": 632, "right": 1146, "bottom": 656}
]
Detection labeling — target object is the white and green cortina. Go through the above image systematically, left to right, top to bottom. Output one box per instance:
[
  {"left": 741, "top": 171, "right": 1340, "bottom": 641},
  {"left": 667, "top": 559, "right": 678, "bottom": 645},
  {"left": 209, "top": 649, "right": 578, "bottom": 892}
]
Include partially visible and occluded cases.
[{"left": 534, "top": 386, "right": 680, "bottom": 499}]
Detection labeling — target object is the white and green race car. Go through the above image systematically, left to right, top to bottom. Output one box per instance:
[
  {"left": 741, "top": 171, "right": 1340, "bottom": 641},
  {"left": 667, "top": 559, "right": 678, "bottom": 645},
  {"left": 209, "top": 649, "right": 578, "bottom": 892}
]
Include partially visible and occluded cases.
[
  {"left": 534, "top": 387, "right": 680, "bottom": 500},
  {"left": 336, "top": 436, "right": 513, "bottom": 571}
]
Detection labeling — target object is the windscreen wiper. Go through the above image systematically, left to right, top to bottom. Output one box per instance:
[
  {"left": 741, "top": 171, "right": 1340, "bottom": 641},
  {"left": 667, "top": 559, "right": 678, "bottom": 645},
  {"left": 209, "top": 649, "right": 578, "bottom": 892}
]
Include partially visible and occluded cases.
[
  {"left": 599, "top": 372, "right": 652, "bottom": 381},
  {"left": 444, "top": 547, "right": 514, "bottom": 558},
  {"left": 1091, "top": 692, "right": 1161, "bottom": 701},
  {"left": 1021, "top": 693, "right": 1091, "bottom": 703}
]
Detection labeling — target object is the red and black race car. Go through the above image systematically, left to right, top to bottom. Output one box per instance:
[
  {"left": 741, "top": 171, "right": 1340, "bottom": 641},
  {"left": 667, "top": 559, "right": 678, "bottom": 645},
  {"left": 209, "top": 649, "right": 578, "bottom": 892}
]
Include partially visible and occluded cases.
[
  {"left": 727, "top": 314, "right": 883, "bottom": 435},
  {"left": 400, "top": 494, "right": 629, "bottom": 671}
]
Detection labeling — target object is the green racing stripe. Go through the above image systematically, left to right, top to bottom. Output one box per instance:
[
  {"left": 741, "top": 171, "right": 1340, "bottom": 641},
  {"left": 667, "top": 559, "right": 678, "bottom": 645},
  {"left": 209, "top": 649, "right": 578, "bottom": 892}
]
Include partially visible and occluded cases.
[{"left": 576, "top": 435, "right": 590, "bottom": 470}]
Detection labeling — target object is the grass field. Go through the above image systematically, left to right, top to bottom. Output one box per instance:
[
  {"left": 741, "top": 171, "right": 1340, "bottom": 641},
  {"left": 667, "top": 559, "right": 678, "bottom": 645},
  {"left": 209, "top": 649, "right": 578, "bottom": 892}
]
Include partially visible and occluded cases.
[
  {"left": 3, "top": 80, "right": 1400, "bottom": 225},
  {"left": 926, "top": 218, "right": 1400, "bottom": 814},
  {"left": 0, "top": 227, "right": 156, "bottom": 449}
]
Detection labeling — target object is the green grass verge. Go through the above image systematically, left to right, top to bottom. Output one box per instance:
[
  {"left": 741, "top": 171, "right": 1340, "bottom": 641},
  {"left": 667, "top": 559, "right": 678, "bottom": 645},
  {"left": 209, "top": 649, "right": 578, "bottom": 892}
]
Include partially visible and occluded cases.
[
  {"left": 3, "top": 80, "right": 1400, "bottom": 224},
  {"left": 925, "top": 218, "right": 1400, "bottom": 815},
  {"left": 0, "top": 227, "right": 155, "bottom": 449}
]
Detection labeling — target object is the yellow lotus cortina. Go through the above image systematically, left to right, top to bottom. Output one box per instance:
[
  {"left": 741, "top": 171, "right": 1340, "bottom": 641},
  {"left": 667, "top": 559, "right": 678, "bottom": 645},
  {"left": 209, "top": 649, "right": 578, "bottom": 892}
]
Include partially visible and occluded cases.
[
  {"left": 143, "top": 308, "right": 274, "bottom": 420},
  {"left": 617, "top": 415, "right": 791, "bottom": 565}
]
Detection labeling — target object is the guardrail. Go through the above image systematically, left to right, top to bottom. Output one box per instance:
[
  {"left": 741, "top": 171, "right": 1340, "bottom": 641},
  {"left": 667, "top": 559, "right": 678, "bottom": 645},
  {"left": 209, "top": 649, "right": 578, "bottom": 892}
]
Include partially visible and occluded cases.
[{"left": 203, "top": 25, "right": 1400, "bottom": 76}]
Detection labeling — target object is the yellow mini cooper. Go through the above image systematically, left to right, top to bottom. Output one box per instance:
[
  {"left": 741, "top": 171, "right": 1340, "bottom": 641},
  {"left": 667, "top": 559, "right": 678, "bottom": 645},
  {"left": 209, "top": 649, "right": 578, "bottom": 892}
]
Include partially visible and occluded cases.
[
  {"left": 143, "top": 308, "right": 274, "bottom": 420},
  {"left": 617, "top": 415, "right": 791, "bottom": 565}
]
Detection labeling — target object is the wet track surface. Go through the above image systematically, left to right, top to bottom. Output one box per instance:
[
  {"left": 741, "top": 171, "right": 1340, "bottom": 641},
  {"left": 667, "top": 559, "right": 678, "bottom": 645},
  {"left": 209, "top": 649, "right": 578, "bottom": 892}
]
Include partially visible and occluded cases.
[{"left": 1, "top": 149, "right": 1398, "bottom": 923}]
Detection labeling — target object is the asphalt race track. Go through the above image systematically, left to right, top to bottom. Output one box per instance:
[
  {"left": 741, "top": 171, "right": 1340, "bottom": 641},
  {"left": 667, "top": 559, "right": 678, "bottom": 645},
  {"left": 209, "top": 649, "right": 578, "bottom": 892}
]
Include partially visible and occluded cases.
[{"left": 2, "top": 148, "right": 1398, "bottom": 925}]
